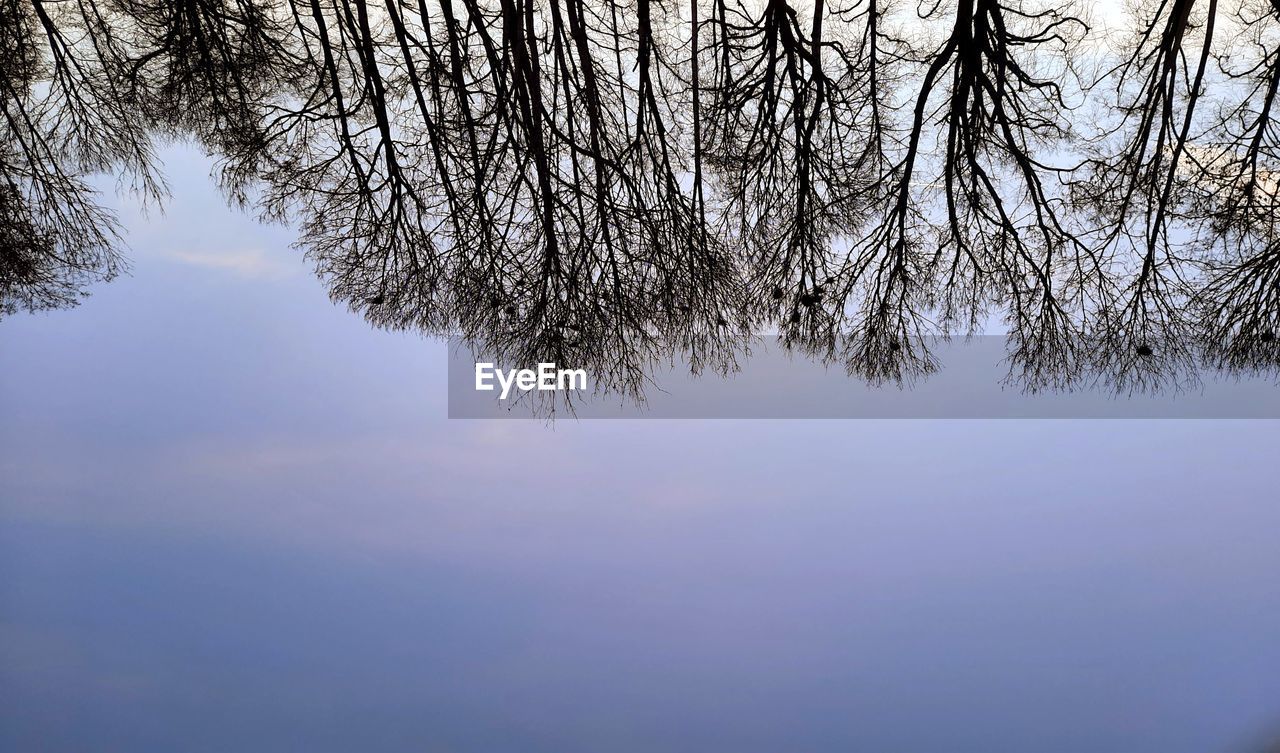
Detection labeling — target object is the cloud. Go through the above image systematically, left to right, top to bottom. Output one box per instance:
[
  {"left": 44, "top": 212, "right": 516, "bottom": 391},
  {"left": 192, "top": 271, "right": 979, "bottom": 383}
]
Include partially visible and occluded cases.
[{"left": 161, "top": 248, "right": 297, "bottom": 280}]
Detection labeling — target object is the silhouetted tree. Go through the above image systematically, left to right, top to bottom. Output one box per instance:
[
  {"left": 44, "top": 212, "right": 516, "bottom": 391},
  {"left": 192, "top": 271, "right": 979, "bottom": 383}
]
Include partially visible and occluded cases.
[
  {"left": 1, "top": 0, "right": 160, "bottom": 314},
  {"left": 4, "top": 0, "right": 1279, "bottom": 397},
  {"left": 703, "top": 0, "right": 895, "bottom": 360},
  {"left": 833, "top": 0, "right": 1092, "bottom": 385},
  {"left": 1192, "top": 0, "right": 1280, "bottom": 373}
]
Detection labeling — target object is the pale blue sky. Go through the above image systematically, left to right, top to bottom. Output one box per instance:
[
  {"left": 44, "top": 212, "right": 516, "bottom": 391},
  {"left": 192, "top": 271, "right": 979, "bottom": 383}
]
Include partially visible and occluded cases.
[{"left": 2, "top": 146, "right": 1279, "bottom": 752}]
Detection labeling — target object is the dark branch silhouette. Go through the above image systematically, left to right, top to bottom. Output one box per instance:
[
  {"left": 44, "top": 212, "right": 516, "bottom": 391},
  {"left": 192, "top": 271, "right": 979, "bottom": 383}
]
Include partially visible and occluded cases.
[
  {"left": 1, "top": 0, "right": 159, "bottom": 314},
  {"left": 4, "top": 0, "right": 1279, "bottom": 397}
]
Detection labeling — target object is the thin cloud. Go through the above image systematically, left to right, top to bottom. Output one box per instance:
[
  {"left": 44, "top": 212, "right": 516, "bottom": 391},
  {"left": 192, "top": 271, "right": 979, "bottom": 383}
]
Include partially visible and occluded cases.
[{"left": 162, "top": 248, "right": 297, "bottom": 280}]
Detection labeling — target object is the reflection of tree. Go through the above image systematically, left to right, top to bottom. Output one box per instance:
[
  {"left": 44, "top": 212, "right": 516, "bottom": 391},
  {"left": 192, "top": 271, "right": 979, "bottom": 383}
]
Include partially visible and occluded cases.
[
  {"left": 1, "top": 0, "right": 157, "bottom": 314},
  {"left": 4, "top": 0, "right": 1280, "bottom": 393},
  {"left": 230, "top": 0, "right": 748, "bottom": 397},
  {"left": 703, "top": 0, "right": 890, "bottom": 363},
  {"left": 834, "top": 0, "right": 1091, "bottom": 386},
  {"left": 1073, "top": 0, "right": 1219, "bottom": 390},
  {"left": 1193, "top": 0, "right": 1280, "bottom": 375}
]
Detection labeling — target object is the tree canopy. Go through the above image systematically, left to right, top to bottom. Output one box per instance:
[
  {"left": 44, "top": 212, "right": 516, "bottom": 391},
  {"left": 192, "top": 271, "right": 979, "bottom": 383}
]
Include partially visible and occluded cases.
[{"left": 4, "top": 0, "right": 1279, "bottom": 394}]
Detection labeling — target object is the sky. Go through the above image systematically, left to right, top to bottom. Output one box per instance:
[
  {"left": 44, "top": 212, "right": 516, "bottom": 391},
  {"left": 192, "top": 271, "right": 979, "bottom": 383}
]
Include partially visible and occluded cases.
[{"left": 2, "top": 145, "right": 1280, "bottom": 752}]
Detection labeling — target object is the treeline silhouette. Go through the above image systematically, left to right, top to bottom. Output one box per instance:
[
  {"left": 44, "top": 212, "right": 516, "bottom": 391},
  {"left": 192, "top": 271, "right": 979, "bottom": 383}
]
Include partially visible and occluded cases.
[{"left": 3, "top": 0, "right": 1279, "bottom": 394}]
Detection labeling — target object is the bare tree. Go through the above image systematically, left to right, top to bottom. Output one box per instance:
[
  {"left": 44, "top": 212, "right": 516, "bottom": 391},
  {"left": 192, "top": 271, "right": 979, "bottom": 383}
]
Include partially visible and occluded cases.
[
  {"left": 1, "top": 0, "right": 161, "bottom": 315},
  {"left": 5, "top": 0, "right": 1280, "bottom": 398},
  {"left": 702, "top": 0, "right": 897, "bottom": 362},
  {"left": 828, "top": 0, "right": 1092, "bottom": 385},
  {"left": 1192, "top": 0, "right": 1280, "bottom": 374}
]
